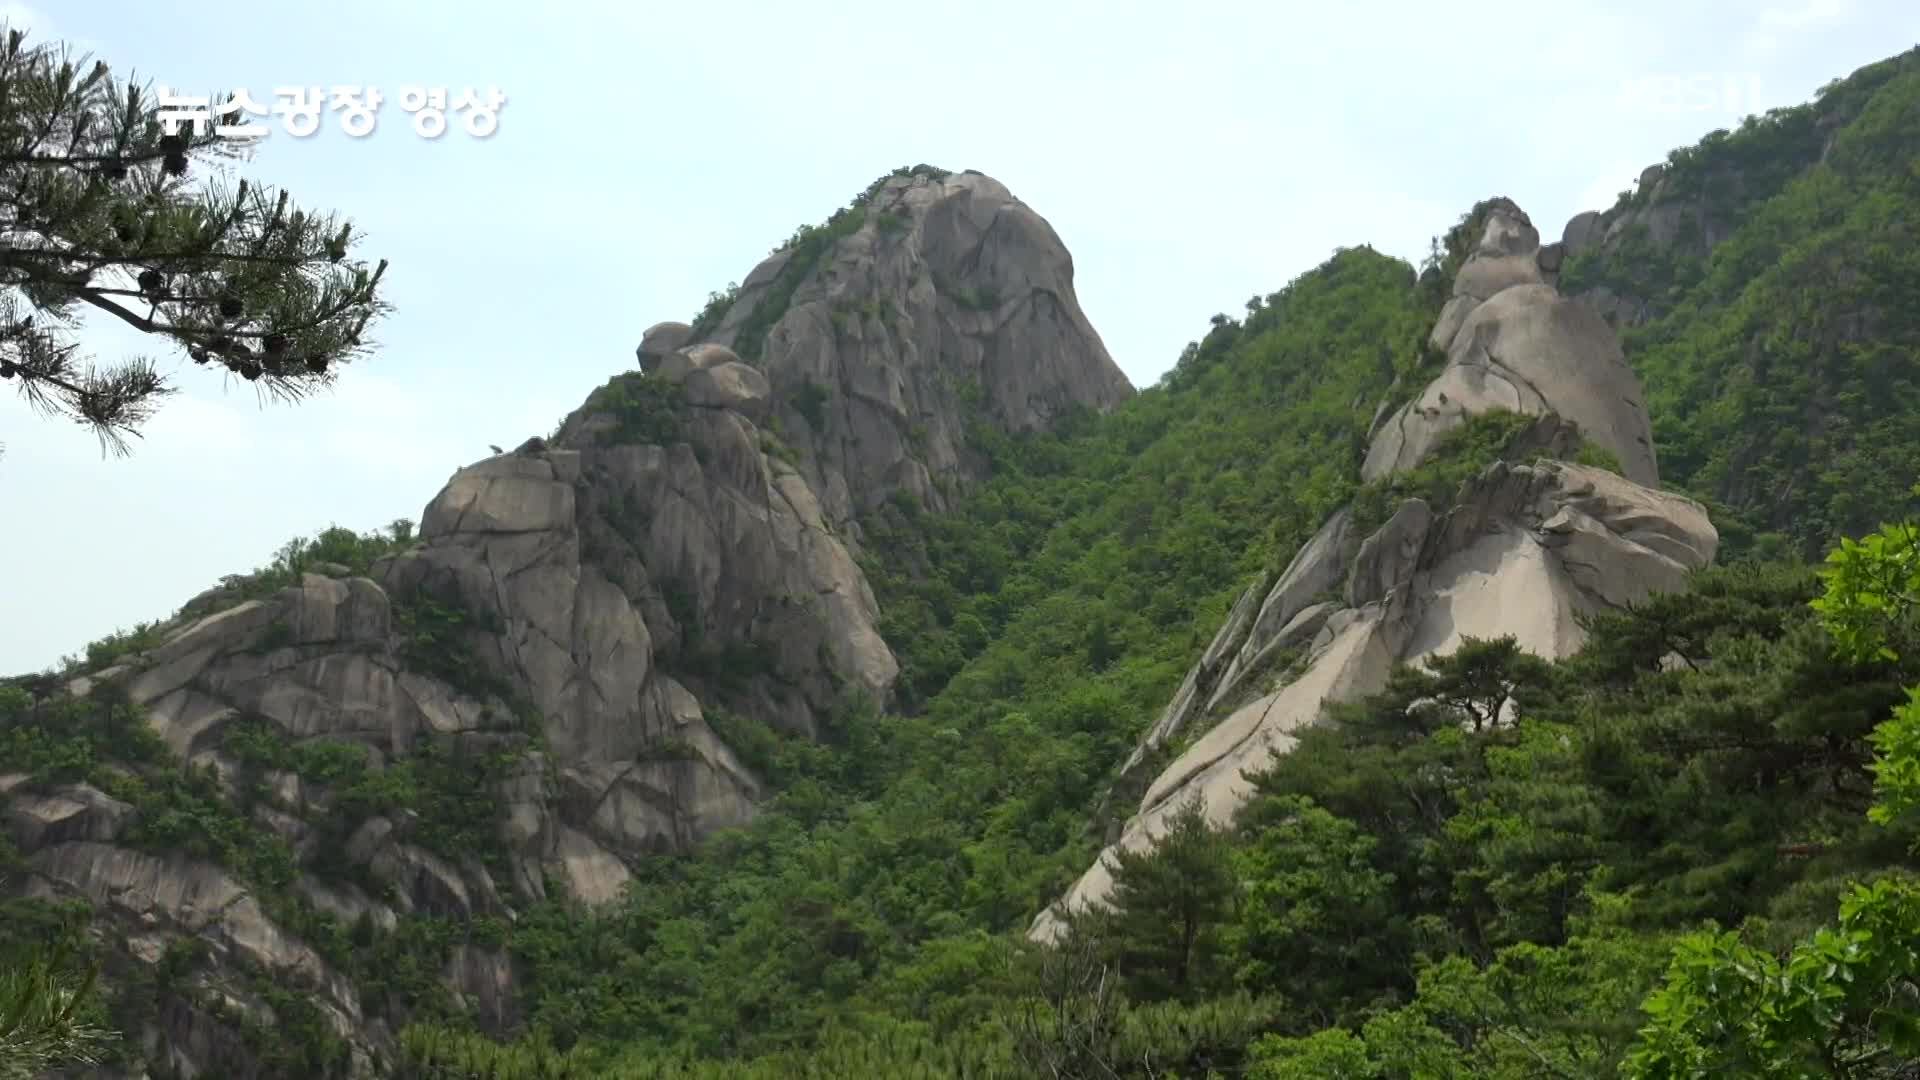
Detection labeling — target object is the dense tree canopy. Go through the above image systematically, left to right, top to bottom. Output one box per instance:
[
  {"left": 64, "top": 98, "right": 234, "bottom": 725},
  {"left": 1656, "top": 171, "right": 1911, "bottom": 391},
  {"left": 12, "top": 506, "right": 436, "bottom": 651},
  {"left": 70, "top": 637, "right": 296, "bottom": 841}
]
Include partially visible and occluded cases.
[{"left": 1561, "top": 47, "right": 1920, "bottom": 559}]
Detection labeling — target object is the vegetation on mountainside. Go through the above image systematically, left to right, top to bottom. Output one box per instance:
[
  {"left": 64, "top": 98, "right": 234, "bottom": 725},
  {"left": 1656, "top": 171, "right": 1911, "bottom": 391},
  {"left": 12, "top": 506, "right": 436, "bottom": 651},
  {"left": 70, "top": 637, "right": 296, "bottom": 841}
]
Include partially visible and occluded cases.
[
  {"left": 0, "top": 28, "right": 390, "bottom": 456},
  {"left": 1560, "top": 47, "right": 1920, "bottom": 561},
  {"left": 11, "top": 49, "right": 1920, "bottom": 1080},
  {"left": 373, "top": 56, "right": 1920, "bottom": 1073},
  {"left": 685, "top": 164, "right": 952, "bottom": 355},
  {"left": 5, "top": 233, "right": 1448, "bottom": 1074},
  {"left": 415, "top": 245, "right": 1440, "bottom": 1073},
  {"left": 861, "top": 246, "right": 1434, "bottom": 714},
  {"left": 581, "top": 371, "right": 690, "bottom": 446},
  {"left": 1345, "top": 408, "right": 1538, "bottom": 535},
  {"left": 1346, "top": 409, "right": 1626, "bottom": 537},
  {"left": 1244, "top": 512, "right": 1920, "bottom": 1077},
  {"left": 58, "top": 519, "right": 419, "bottom": 674},
  {"left": 1, "top": 521, "right": 539, "bottom": 1076},
  {"left": 380, "top": 534, "right": 1920, "bottom": 1078},
  {"left": 0, "top": 667, "right": 528, "bottom": 1075},
  {"left": 0, "top": 683, "right": 355, "bottom": 1074}
]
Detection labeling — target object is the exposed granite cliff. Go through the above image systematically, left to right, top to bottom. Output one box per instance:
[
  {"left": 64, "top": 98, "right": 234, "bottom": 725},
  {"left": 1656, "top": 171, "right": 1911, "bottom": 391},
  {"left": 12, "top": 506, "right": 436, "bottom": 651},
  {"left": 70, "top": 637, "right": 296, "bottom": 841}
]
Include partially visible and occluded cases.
[
  {"left": 1, "top": 166, "right": 1133, "bottom": 1077},
  {"left": 642, "top": 166, "right": 1134, "bottom": 536},
  {"left": 1366, "top": 198, "right": 1659, "bottom": 489},
  {"left": 1032, "top": 199, "right": 1719, "bottom": 942}
]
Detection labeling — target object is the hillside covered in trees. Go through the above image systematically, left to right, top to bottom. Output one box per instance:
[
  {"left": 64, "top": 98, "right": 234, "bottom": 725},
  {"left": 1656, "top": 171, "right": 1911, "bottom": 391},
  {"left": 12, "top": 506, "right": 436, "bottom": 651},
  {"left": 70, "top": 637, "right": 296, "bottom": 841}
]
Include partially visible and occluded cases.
[{"left": 6, "top": 45, "right": 1920, "bottom": 1080}]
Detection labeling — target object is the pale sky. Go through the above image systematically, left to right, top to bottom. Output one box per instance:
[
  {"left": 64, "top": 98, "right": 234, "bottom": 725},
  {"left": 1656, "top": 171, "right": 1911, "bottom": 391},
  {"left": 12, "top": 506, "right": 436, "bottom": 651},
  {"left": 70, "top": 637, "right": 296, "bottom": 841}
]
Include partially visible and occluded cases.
[{"left": 1, "top": 0, "right": 1913, "bottom": 673}]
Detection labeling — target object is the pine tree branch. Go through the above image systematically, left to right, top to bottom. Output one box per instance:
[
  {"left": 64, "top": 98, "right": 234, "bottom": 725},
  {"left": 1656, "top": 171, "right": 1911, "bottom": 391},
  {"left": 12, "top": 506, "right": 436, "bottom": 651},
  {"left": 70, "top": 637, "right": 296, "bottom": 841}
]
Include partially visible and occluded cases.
[
  {"left": 0, "top": 28, "right": 390, "bottom": 453},
  {"left": 68, "top": 285, "right": 157, "bottom": 333},
  {"left": 0, "top": 354, "right": 91, "bottom": 400}
]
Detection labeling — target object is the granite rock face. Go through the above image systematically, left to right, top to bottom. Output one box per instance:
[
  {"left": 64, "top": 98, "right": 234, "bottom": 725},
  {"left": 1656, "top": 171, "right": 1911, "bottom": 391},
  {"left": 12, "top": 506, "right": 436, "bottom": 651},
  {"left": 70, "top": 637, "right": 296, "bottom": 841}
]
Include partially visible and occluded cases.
[
  {"left": 1557, "top": 160, "right": 1748, "bottom": 331},
  {"left": 4, "top": 166, "right": 1138, "bottom": 1077},
  {"left": 687, "top": 168, "right": 1135, "bottom": 535},
  {"left": 1032, "top": 198, "right": 1717, "bottom": 943},
  {"left": 1363, "top": 199, "right": 1660, "bottom": 489},
  {"left": 4, "top": 387, "right": 844, "bottom": 1072}
]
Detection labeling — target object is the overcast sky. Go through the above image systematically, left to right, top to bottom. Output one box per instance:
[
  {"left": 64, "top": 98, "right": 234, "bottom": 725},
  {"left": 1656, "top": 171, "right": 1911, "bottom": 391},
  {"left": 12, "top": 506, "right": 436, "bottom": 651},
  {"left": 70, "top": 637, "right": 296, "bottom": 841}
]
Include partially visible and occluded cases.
[{"left": 0, "top": 0, "right": 1912, "bottom": 673}]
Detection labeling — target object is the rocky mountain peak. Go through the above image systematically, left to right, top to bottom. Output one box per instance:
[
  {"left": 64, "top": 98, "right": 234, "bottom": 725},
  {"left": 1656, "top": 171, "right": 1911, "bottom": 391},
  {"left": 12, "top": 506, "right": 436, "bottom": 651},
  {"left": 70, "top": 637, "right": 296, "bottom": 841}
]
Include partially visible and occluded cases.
[
  {"left": 12, "top": 45, "right": 1919, "bottom": 1063},
  {"left": 17, "top": 163, "right": 1141, "bottom": 914},
  {"left": 1, "top": 166, "right": 1148, "bottom": 1075},
  {"left": 636, "top": 166, "right": 1135, "bottom": 532},
  {"left": 1034, "top": 197, "right": 1715, "bottom": 943},
  {"left": 1365, "top": 198, "right": 1660, "bottom": 489}
]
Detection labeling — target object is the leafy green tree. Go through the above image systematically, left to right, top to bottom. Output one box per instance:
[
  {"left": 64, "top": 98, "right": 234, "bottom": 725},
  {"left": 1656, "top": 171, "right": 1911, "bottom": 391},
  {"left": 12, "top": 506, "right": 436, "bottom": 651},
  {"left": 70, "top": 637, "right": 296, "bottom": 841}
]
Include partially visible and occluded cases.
[
  {"left": 0, "top": 27, "right": 389, "bottom": 453},
  {"left": 1350, "top": 635, "right": 1557, "bottom": 741},
  {"left": 1423, "top": 636, "right": 1558, "bottom": 734},
  {"left": 1227, "top": 794, "right": 1397, "bottom": 1024},
  {"left": 1627, "top": 881, "right": 1920, "bottom": 1078},
  {"left": 1249, "top": 891, "right": 1682, "bottom": 1079}
]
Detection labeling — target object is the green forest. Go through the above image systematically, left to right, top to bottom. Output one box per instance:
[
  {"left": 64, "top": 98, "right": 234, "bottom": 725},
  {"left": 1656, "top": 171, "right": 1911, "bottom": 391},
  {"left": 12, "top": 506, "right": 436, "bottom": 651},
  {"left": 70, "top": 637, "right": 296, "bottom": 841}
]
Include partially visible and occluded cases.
[{"left": 7, "top": 44, "right": 1920, "bottom": 1080}]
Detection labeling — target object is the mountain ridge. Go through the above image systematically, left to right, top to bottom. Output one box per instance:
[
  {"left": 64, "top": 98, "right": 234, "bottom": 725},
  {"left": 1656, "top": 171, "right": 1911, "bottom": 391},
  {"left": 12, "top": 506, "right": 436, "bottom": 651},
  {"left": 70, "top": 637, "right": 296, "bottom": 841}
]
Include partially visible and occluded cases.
[
  {"left": 6, "top": 43, "right": 1920, "bottom": 1078},
  {"left": 0, "top": 163, "right": 1137, "bottom": 1077}
]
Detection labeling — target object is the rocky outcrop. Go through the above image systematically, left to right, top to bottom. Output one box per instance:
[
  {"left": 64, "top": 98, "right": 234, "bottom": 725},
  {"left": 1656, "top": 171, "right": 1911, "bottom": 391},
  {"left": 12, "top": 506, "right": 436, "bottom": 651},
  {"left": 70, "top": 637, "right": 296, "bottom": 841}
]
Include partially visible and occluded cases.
[
  {"left": 1561, "top": 51, "right": 1919, "bottom": 335},
  {"left": 1558, "top": 158, "right": 1766, "bottom": 331},
  {"left": 1554, "top": 164, "right": 1711, "bottom": 330},
  {"left": 4, "top": 165, "right": 1140, "bottom": 1077},
  {"left": 684, "top": 167, "right": 1135, "bottom": 532},
  {"left": 1032, "top": 198, "right": 1718, "bottom": 943},
  {"left": 1364, "top": 199, "right": 1660, "bottom": 489},
  {"left": 637, "top": 321, "right": 694, "bottom": 370},
  {"left": 23, "top": 349, "right": 898, "bottom": 900},
  {"left": 4, "top": 358, "right": 870, "bottom": 1075},
  {"left": 1035, "top": 457, "right": 1717, "bottom": 941},
  {"left": 2, "top": 779, "right": 134, "bottom": 849},
  {"left": 19, "top": 839, "right": 378, "bottom": 1077}
]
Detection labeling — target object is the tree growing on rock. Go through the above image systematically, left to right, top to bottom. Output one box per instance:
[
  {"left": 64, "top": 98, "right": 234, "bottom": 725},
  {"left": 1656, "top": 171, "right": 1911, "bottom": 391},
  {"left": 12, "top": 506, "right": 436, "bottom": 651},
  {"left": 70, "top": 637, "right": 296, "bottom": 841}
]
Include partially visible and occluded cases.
[
  {"left": 0, "top": 27, "right": 389, "bottom": 455},
  {"left": 1065, "top": 793, "right": 1239, "bottom": 1002}
]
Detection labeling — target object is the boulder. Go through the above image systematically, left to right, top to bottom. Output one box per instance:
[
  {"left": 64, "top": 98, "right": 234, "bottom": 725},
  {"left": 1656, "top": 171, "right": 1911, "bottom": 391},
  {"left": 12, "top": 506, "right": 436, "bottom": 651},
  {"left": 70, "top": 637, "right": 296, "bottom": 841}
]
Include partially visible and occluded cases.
[
  {"left": 1561, "top": 211, "right": 1604, "bottom": 257},
  {"left": 637, "top": 321, "right": 694, "bottom": 372},
  {"left": 655, "top": 342, "right": 743, "bottom": 383},
  {"left": 683, "top": 360, "right": 772, "bottom": 420},
  {"left": 4, "top": 784, "right": 133, "bottom": 849}
]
